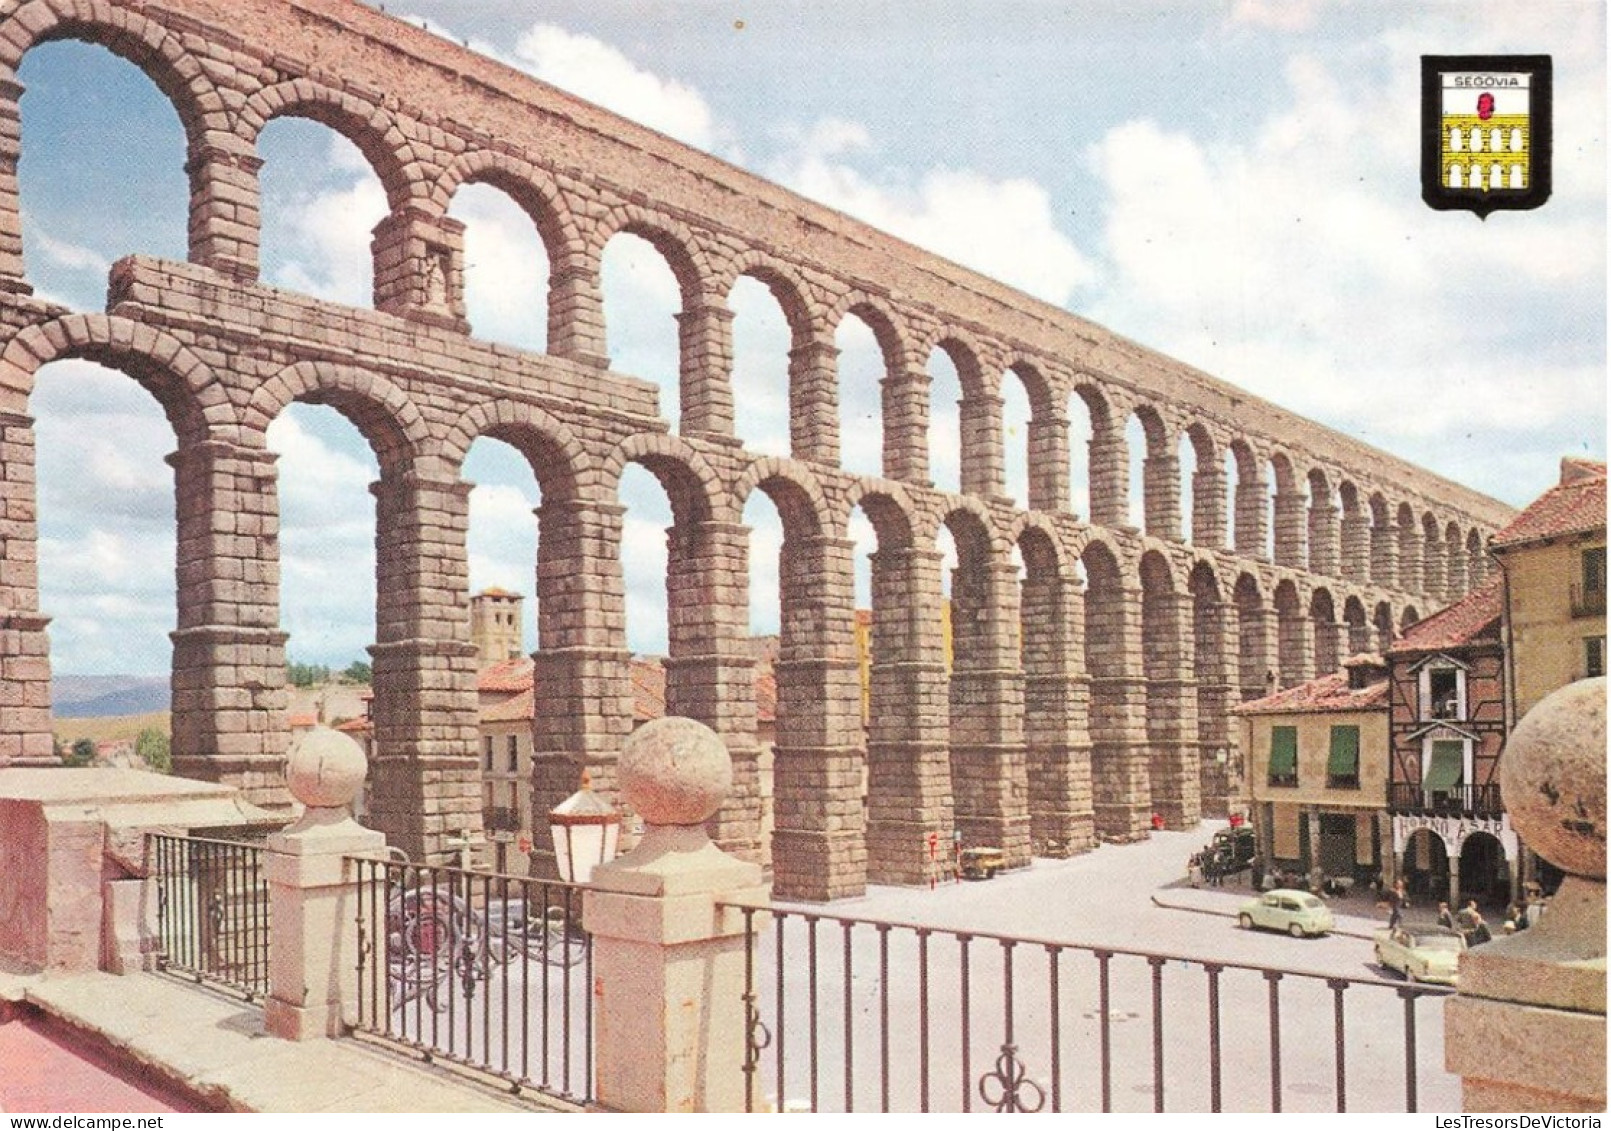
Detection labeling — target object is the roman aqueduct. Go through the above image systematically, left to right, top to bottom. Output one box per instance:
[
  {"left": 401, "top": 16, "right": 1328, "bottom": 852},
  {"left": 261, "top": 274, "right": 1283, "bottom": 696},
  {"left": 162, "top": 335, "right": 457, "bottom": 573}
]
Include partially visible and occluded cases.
[{"left": 0, "top": 0, "right": 1513, "bottom": 899}]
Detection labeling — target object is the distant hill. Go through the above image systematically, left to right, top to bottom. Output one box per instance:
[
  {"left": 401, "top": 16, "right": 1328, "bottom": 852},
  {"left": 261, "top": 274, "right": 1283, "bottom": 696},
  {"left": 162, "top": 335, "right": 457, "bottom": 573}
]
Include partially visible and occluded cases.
[{"left": 52, "top": 674, "right": 170, "bottom": 719}]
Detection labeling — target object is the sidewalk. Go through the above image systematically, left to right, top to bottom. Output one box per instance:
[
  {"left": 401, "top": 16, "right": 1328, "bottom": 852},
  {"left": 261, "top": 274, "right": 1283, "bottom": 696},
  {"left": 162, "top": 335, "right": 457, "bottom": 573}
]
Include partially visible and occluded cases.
[
  {"left": 1150, "top": 882, "right": 1389, "bottom": 940},
  {"left": 0, "top": 967, "right": 570, "bottom": 1114}
]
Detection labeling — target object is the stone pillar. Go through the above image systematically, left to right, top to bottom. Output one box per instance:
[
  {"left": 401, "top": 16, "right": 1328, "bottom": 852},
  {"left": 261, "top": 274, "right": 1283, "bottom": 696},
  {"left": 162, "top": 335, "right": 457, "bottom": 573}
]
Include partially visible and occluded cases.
[
  {"left": 0, "top": 81, "right": 30, "bottom": 294},
  {"left": 186, "top": 138, "right": 263, "bottom": 284},
  {"left": 371, "top": 205, "right": 469, "bottom": 332},
  {"left": 547, "top": 254, "right": 610, "bottom": 370},
  {"left": 676, "top": 299, "right": 735, "bottom": 442},
  {"left": 788, "top": 336, "right": 839, "bottom": 466},
  {"left": 882, "top": 363, "right": 931, "bottom": 486},
  {"left": 959, "top": 392, "right": 1007, "bottom": 502},
  {"left": 1026, "top": 406, "right": 1069, "bottom": 513},
  {"left": 0, "top": 410, "right": 52, "bottom": 766},
  {"left": 1088, "top": 426, "right": 1129, "bottom": 529},
  {"left": 168, "top": 439, "right": 289, "bottom": 807},
  {"left": 1143, "top": 452, "right": 1182, "bottom": 541},
  {"left": 1192, "top": 462, "right": 1228, "bottom": 550},
  {"left": 366, "top": 470, "right": 483, "bottom": 865},
  {"left": 1235, "top": 475, "right": 1270, "bottom": 560},
  {"left": 1272, "top": 491, "right": 1307, "bottom": 569},
  {"left": 530, "top": 499, "right": 636, "bottom": 874},
  {"left": 1308, "top": 503, "right": 1340, "bottom": 578},
  {"left": 1341, "top": 509, "right": 1371, "bottom": 582},
  {"left": 665, "top": 519, "right": 762, "bottom": 863},
  {"left": 1398, "top": 519, "right": 1423, "bottom": 596},
  {"left": 1372, "top": 520, "right": 1400, "bottom": 589},
  {"left": 1422, "top": 532, "right": 1446, "bottom": 603},
  {"left": 770, "top": 533, "right": 866, "bottom": 901},
  {"left": 1445, "top": 538, "right": 1468, "bottom": 602},
  {"left": 865, "top": 545, "right": 952, "bottom": 885},
  {"left": 948, "top": 559, "right": 1030, "bottom": 867},
  {"left": 1023, "top": 571, "right": 1094, "bottom": 855},
  {"left": 1089, "top": 580, "right": 1150, "bottom": 841},
  {"left": 1144, "top": 587, "right": 1199, "bottom": 828},
  {"left": 1194, "top": 593, "right": 1236, "bottom": 817},
  {"left": 1237, "top": 603, "right": 1278, "bottom": 703},
  {"left": 1277, "top": 605, "right": 1314, "bottom": 688},
  {"left": 1312, "top": 613, "right": 1342, "bottom": 677},
  {"left": 1446, "top": 679, "right": 1606, "bottom": 1112},
  {"left": 586, "top": 717, "right": 769, "bottom": 1113},
  {"left": 265, "top": 725, "right": 386, "bottom": 1041}
]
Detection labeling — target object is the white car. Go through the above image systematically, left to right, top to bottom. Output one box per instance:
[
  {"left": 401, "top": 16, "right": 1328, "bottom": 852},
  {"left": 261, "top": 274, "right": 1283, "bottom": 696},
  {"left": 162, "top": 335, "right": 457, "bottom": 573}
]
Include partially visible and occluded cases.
[
  {"left": 1237, "top": 889, "right": 1335, "bottom": 938},
  {"left": 1374, "top": 927, "right": 1465, "bottom": 985}
]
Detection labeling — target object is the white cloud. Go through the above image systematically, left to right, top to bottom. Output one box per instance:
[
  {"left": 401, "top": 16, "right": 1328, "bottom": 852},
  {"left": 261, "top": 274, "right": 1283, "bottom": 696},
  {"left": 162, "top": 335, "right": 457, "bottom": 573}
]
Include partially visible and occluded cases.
[
  {"left": 1227, "top": 0, "right": 1324, "bottom": 33},
  {"left": 771, "top": 129, "right": 1097, "bottom": 307},
  {"left": 31, "top": 227, "right": 111, "bottom": 274}
]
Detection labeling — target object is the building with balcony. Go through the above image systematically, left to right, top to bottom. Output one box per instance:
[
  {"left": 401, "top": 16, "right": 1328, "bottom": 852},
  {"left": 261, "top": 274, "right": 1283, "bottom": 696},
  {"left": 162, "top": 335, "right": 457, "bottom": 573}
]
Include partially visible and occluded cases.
[
  {"left": 1489, "top": 458, "right": 1607, "bottom": 719},
  {"left": 1384, "top": 576, "right": 1515, "bottom": 905},
  {"left": 1233, "top": 653, "right": 1391, "bottom": 887}
]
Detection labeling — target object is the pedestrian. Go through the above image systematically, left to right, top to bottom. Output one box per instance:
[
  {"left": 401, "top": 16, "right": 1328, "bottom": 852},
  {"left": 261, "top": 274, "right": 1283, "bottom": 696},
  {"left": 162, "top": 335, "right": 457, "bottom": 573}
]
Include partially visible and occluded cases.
[
  {"left": 1187, "top": 853, "right": 1202, "bottom": 888},
  {"left": 1386, "top": 879, "right": 1408, "bottom": 929},
  {"left": 1436, "top": 901, "right": 1455, "bottom": 930}
]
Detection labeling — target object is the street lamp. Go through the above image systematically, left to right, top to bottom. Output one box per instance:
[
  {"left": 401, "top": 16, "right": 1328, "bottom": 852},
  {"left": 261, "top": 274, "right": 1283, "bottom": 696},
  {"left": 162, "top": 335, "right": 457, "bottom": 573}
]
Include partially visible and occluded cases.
[{"left": 548, "top": 769, "right": 621, "bottom": 883}]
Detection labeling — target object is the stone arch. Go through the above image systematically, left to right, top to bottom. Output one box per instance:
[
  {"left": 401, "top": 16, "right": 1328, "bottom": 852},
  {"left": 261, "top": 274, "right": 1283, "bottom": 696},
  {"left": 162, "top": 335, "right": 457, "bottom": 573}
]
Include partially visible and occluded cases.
[
  {"left": 2, "top": 2, "right": 219, "bottom": 136},
  {"left": 242, "top": 79, "right": 422, "bottom": 213},
  {"left": 435, "top": 151, "right": 581, "bottom": 262},
  {"left": 593, "top": 207, "right": 711, "bottom": 309},
  {"left": 721, "top": 252, "right": 818, "bottom": 347},
  {"left": 834, "top": 293, "right": 909, "bottom": 375},
  {"left": 0, "top": 315, "right": 226, "bottom": 446},
  {"left": 928, "top": 333, "right": 1001, "bottom": 499},
  {"left": 1002, "top": 357, "right": 1063, "bottom": 512},
  {"left": 245, "top": 359, "right": 429, "bottom": 477},
  {"left": 1073, "top": 377, "right": 1126, "bottom": 528},
  {"left": 439, "top": 397, "right": 591, "bottom": 504},
  {"left": 1130, "top": 403, "right": 1178, "bottom": 539},
  {"left": 1185, "top": 422, "right": 1227, "bottom": 549},
  {"left": 604, "top": 431, "right": 724, "bottom": 527},
  {"left": 1230, "top": 438, "right": 1268, "bottom": 559},
  {"left": 1270, "top": 451, "right": 1306, "bottom": 568},
  {"left": 734, "top": 456, "right": 830, "bottom": 541},
  {"left": 1307, "top": 466, "right": 1339, "bottom": 576},
  {"left": 840, "top": 479, "right": 919, "bottom": 552},
  {"left": 1337, "top": 480, "right": 1368, "bottom": 580},
  {"left": 1368, "top": 491, "right": 1396, "bottom": 588},
  {"left": 1397, "top": 501, "right": 1422, "bottom": 594},
  {"left": 1421, "top": 510, "right": 1446, "bottom": 600},
  {"left": 1444, "top": 519, "right": 1468, "bottom": 599},
  {"left": 1466, "top": 528, "right": 1487, "bottom": 587},
  {"left": 1081, "top": 535, "right": 1148, "bottom": 840},
  {"left": 1234, "top": 571, "right": 1273, "bottom": 701},
  {"left": 1274, "top": 577, "right": 1308, "bottom": 687},
  {"left": 1309, "top": 585, "right": 1341, "bottom": 675},
  {"left": 1342, "top": 594, "right": 1370, "bottom": 656},
  {"left": 1373, "top": 600, "right": 1396, "bottom": 652},
  {"left": 1400, "top": 604, "right": 1421, "bottom": 633}
]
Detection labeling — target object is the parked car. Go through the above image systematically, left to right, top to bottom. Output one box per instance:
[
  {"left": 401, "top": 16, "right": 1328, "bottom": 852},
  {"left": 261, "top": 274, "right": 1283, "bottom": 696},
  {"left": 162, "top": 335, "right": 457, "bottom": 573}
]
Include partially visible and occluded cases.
[
  {"left": 1202, "top": 826, "right": 1257, "bottom": 877},
  {"left": 958, "top": 846, "right": 1005, "bottom": 880},
  {"left": 1237, "top": 889, "right": 1334, "bottom": 937},
  {"left": 1373, "top": 927, "right": 1465, "bottom": 985}
]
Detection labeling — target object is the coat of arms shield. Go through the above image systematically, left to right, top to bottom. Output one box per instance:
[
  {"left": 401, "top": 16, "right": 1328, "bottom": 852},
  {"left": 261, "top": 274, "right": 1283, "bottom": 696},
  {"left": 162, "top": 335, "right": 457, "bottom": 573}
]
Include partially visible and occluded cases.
[{"left": 1421, "top": 55, "right": 1552, "bottom": 217}]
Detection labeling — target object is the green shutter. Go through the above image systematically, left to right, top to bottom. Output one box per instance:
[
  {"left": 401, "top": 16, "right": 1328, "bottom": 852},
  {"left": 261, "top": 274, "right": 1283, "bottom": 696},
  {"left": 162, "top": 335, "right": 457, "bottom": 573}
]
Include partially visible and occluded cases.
[
  {"left": 1268, "top": 726, "right": 1297, "bottom": 781},
  {"left": 1327, "top": 726, "right": 1360, "bottom": 779},
  {"left": 1425, "top": 741, "right": 1464, "bottom": 790}
]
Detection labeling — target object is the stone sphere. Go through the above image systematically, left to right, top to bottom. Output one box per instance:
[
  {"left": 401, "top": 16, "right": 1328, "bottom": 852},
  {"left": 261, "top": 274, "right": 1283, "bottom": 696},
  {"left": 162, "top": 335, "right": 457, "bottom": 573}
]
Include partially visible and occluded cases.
[
  {"left": 1501, "top": 677, "right": 1606, "bottom": 880},
  {"left": 619, "top": 716, "right": 732, "bottom": 827},
  {"left": 285, "top": 724, "right": 368, "bottom": 810}
]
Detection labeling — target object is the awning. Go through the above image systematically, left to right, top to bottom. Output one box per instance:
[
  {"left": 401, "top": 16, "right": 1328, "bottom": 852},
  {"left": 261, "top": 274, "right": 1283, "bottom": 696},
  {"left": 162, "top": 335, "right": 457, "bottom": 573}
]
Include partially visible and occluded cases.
[{"left": 1425, "top": 741, "right": 1464, "bottom": 790}]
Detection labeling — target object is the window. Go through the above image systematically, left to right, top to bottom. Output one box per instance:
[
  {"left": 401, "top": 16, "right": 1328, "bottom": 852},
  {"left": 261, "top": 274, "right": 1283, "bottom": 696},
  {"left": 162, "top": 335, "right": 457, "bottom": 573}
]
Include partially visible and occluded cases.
[
  {"left": 1575, "top": 547, "right": 1606, "bottom": 617},
  {"left": 1586, "top": 547, "right": 1606, "bottom": 593},
  {"left": 1587, "top": 636, "right": 1606, "bottom": 679},
  {"left": 1418, "top": 660, "right": 1465, "bottom": 721},
  {"left": 1327, "top": 725, "right": 1360, "bottom": 789},
  {"left": 1268, "top": 726, "right": 1298, "bottom": 787},
  {"left": 484, "top": 735, "right": 494, "bottom": 771},
  {"left": 507, "top": 735, "right": 519, "bottom": 773},
  {"left": 1423, "top": 739, "right": 1466, "bottom": 811}
]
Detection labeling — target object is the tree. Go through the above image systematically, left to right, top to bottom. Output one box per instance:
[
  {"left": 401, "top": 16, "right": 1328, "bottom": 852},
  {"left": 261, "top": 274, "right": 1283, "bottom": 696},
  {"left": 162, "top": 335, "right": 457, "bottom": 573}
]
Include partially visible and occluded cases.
[
  {"left": 342, "top": 659, "right": 372, "bottom": 684},
  {"left": 286, "top": 660, "right": 330, "bottom": 688},
  {"left": 135, "top": 727, "right": 171, "bottom": 773},
  {"left": 65, "top": 737, "right": 96, "bottom": 767}
]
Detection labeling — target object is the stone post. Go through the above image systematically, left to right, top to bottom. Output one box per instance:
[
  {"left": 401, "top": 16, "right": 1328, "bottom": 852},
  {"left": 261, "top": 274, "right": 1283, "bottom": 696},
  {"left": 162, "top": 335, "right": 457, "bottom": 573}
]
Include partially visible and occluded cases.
[
  {"left": 1445, "top": 677, "right": 1605, "bottom": 1111},
  {"left": 586, "top": 716, "right": 769, "bottom": 1113},
  {"left": 264, "top": 723, "right": 385, "bottom": 1041}
]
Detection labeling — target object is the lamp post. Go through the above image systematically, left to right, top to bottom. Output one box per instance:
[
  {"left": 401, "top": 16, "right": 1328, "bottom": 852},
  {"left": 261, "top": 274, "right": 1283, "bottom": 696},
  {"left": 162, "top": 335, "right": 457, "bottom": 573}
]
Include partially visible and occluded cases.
[{"left": 549, "top": 769, "right": 621, "bottom": 883}]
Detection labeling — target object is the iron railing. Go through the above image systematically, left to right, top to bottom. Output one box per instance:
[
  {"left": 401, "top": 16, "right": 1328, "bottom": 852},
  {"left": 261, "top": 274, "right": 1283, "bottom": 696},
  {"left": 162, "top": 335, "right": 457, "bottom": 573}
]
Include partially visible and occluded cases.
[
  {"left": 1387, "top": 782, "right": 1503, "bottom": 815},
  {"left": 149, "top": 833, "right": 270, "bottom": 1000},
  {"left": 350, "top": 857, "right": 593, "bottom": 1106},
  {"left": 730, "top": 904, "right": 1454, "bottom": 1114}
]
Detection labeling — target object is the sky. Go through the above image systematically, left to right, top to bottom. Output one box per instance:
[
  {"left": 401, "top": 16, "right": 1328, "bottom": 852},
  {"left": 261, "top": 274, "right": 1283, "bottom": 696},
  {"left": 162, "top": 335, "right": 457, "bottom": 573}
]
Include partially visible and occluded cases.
[{"left": 14, "top": 0, "right": 1606, "bottom": 676}]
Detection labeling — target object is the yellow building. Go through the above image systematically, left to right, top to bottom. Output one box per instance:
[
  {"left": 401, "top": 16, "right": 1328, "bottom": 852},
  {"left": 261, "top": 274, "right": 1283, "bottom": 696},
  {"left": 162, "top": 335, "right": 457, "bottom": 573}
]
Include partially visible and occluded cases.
[
  {"left": 1489, "top": 459, "right": 1606, "bottom": 722},
  {"left": 1234, "top": 654, "right": 1391, "bottom": 885}
]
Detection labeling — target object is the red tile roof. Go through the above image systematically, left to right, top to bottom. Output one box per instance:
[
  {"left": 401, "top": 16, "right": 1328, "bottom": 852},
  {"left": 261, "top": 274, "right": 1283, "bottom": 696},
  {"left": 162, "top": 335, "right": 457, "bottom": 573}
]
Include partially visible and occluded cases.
[
  {"left": 1490, "top": 461, "right": 1606, "bottom": 551},
  {"left": 1388, "top": 576, "right": 1504, "bottom": 656},
  {"left": 472, "top": 649, "right": 778, "bottom": 725},
  {"left": 478, "top": 656, "right": 534, "bottom": 694},
  {"left": 1232, "top": 670, "right": 1389, "bottom": 716},
  {"left": 481, "top": 687, "right": 535, "bottom": 724}
]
